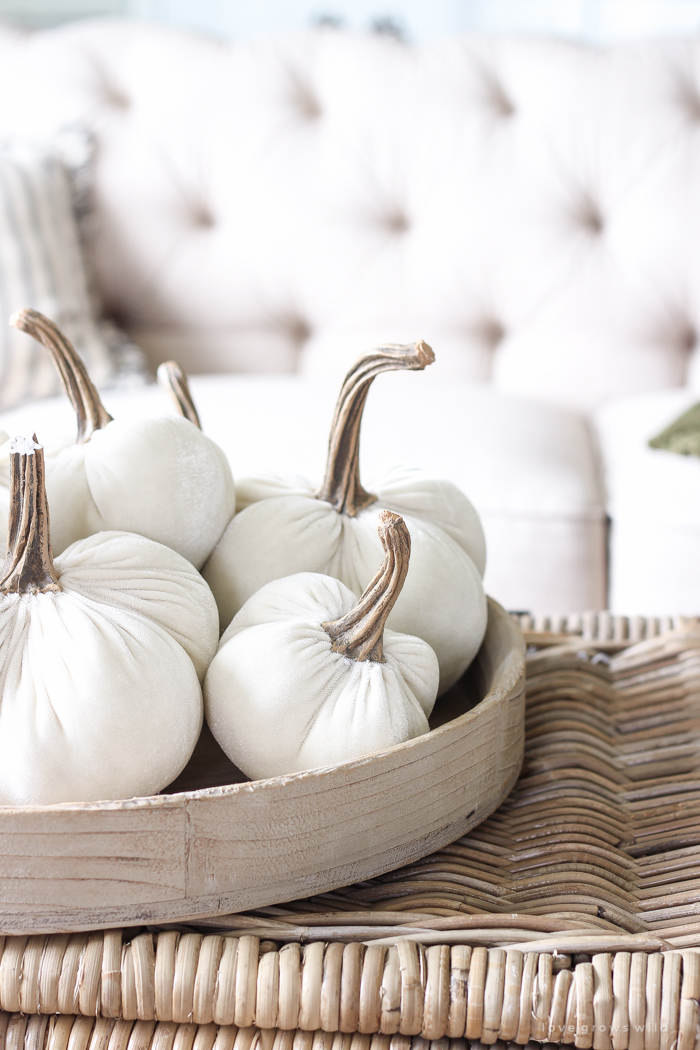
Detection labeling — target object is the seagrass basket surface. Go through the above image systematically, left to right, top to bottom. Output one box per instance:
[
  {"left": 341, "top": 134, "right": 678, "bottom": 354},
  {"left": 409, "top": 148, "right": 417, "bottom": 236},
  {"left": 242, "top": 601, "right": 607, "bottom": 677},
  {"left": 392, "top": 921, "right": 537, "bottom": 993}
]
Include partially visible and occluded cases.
[{"left": 3, "top": 615, "right": 700, "bottom": 1050}]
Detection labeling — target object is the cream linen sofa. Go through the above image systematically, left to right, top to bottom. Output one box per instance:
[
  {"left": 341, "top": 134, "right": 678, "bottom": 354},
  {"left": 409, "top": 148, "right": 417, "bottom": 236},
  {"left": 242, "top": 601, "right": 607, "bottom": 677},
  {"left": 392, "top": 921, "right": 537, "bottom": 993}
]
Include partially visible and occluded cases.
[{"left": 1, "top": 20, "right": 700, "bottom": 616}]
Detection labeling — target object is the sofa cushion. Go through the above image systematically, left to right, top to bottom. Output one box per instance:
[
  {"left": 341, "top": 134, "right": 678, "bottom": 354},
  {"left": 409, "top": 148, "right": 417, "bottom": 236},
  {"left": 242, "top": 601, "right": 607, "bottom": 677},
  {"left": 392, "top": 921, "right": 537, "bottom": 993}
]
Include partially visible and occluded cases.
[
  {"left": 0, "top": 23, "right": 697, "bottom": 409},
  {"left": 0, "top": 376, "right": 606, "bottom": 614},
  {"left": 595, "top": 390, "right": 700, "bottom": 614}
]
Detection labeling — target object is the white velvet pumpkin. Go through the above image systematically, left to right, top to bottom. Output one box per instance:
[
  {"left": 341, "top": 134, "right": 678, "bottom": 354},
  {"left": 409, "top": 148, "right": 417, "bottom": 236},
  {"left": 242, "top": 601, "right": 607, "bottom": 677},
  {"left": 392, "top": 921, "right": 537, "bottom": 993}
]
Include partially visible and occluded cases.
[
  {"left": 1, "top": 312, "right": 235, "bottom": 569},
  {"left": 204, "top": 343, "right": 487, "bottom": 694},
  {"left": 0, "top": 436, "right": 219, "bottom": 805},
  {"left": 205, "top": 511, "right": 439, "bottom": 779}
]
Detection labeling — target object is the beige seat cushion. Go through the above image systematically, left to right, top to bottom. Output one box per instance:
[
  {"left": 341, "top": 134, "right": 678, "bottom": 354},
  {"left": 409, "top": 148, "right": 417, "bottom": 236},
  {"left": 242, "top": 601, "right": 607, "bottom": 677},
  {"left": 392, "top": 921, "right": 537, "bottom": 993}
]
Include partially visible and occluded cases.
[{"left": 0, "top": 376, "right": 606, "bottom": 615}]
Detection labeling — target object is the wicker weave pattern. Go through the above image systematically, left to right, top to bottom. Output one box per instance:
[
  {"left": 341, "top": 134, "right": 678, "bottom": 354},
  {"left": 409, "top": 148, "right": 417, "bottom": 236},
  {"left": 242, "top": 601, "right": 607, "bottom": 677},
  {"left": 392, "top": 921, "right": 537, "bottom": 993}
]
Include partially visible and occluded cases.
[
  {"left": 3, "top": 622, "right": 700, "bottom": 1049},
  {"left": 276, "top": 629, "right": 700, "bottom": 943},
  {"left": 0, "top": 935, "right": 699, "bottom": 1049},
  {"left": 0, "top": 1003, "right": 698, "bottom": 1050},
  {"left": 0, "top": 1015, "right": 590, "bottom": 1050},
  {"left": 0, "top": 1016, "right": 498, "bottom": 1050}
]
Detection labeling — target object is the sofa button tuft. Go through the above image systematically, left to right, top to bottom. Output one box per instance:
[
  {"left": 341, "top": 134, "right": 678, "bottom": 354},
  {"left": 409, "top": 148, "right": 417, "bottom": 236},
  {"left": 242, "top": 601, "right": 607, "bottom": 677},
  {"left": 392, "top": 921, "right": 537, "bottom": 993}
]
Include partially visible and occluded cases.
[
  {"left": 480, "top": 72, "right": 515, "bottom": 119},
  {"left": 288, "top": 74, "right": 322, "bottom": 122},
  {"left": 676, "top": 74, "right": 700, "bottom": 123},
  {"left": 100, "top": 82, "right": 130, "bottom": 110},
  {"left": 491, "top": 89, "right": 515, "bottom": 119},
  {"left": 298, "top": 94, "right": 322, "bottom": 121},
  {"left": 574, "top": 195, "right": 604, "bottom": 235},
  {"left": 191, "top": 204, "right": 215, "bottom": 229},
  {"left": 383, "top": 208, "right": 410, "bottom": 234},
  {"left": 287, "top": 316, "right": 312, "bottom": 345},
  {"left": 476, "top": 317, "right": 506, "bottom": 349},
  {"left": 677, "top": 322, "right": 697, "bottom": 353}
]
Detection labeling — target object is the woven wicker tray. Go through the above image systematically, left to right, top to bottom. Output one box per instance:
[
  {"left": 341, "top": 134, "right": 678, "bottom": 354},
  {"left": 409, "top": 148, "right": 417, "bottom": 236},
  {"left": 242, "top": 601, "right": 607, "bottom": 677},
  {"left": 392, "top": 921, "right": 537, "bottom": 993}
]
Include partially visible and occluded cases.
[{"left": 2, "top": 616, "right": 700, "bottom": 1050}]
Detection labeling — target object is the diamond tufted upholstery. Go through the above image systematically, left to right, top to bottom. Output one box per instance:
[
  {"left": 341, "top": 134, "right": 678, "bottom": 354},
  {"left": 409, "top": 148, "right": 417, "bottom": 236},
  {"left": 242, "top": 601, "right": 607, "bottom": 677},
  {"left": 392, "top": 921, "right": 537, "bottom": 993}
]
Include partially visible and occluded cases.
[
  {"left": 0, "top": 20, "right": 698, "bottom": 405},
  {"left": 1, "top": 20, "right": 700, "bottom": 612}
]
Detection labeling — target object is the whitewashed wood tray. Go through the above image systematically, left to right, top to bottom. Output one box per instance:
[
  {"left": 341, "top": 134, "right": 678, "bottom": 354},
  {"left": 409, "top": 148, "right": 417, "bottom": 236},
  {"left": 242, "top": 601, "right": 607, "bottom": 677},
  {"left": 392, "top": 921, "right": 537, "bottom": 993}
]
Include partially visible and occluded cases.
[{"left": 0, "top": 597, "right": 525, "bottom": 934}]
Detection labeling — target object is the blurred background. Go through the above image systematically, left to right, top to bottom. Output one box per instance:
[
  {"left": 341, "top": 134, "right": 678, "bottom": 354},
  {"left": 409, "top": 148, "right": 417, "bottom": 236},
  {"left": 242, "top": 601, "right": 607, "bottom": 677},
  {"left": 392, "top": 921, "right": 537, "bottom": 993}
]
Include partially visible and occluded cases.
[
  {"left": 3, "top": 0, "right": 700, "bottom": 619},
  {"left": 5, "top": 0, "right": 700, "bottom": 41}
]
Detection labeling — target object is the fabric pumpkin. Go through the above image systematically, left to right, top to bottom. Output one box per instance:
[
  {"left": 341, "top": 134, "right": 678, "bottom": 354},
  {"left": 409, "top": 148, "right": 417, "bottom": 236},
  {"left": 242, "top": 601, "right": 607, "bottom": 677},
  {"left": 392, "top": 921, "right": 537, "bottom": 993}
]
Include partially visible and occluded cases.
[
  {"left": 0, "top": 310, "right": 235, "bottom": 569},
  {"left": 203, "top": 342, "right": 486, "bottom": 693},
  {"left": 0, "top": 434, "right": 219, "bottom": 805},
  {"left": 205, "top": 510, "right": 439, "bottom": 779}
]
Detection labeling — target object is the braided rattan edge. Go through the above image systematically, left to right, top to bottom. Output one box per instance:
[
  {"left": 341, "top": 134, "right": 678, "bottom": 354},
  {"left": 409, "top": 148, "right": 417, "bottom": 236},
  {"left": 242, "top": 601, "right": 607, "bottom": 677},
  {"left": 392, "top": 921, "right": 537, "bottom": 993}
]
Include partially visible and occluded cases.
[{"left": 0, "top": 930, "right": 698, "bottom": 1049}]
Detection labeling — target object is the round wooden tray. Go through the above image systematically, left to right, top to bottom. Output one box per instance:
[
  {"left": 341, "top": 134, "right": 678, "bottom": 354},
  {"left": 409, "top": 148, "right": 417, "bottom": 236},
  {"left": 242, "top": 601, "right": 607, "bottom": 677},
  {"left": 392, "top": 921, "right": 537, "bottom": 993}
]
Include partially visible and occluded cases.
[{"left": 0, "top": 597, "right": 525, "bottom": 935}]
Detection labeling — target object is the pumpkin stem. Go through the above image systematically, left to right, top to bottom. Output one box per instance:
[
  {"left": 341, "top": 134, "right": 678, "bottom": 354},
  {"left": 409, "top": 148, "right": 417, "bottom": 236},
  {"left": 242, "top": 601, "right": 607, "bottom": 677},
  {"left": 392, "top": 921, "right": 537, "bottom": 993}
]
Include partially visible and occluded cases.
[
  {"left": 10, "top": 309, "right": 112, "bottom": 443},
  {"left": 315, "top": 341, "right": 434, "bottom": 516},
  {"left": 157, "top": 361, "right": 202, "bottom": 429},
  {"left": 0, "top": 436, "right": 61, "bottom": 595},
  {"left": 323, "top": 510, "right": 410, "bottom": 662}
]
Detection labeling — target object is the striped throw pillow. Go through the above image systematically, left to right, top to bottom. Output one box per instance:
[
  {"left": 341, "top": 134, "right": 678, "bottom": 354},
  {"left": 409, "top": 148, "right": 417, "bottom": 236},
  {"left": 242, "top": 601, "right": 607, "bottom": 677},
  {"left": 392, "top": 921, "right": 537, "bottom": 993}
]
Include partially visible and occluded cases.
[{"left": 0, "top": 137, "right": 143, "bottom": 409}]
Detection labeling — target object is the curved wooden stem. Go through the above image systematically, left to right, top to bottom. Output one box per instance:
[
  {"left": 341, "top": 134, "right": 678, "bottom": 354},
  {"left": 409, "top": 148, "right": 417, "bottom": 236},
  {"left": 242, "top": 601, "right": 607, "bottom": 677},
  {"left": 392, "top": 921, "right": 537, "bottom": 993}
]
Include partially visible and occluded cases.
[
  {"left": 10, "top": 309, "right": 112, "bottom": 443},
  {"left": 316, "top": 341, "right": 434, "bottom": 517},
  {"left": 156, "top": 361, "right": 201, "bottom": 429},
  {"left": 0, "top": 436, "right": 61, "bottom": 595},
  {"left": 323, "top": 510, "right": 410, "bottom": 663}
]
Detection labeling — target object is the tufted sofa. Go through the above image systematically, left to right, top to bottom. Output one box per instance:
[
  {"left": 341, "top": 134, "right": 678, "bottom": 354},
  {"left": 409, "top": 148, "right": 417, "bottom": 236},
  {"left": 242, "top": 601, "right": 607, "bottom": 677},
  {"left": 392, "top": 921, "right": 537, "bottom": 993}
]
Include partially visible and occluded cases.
[{"left": 2, "top": 19, "right": 700, "bottom": 615}]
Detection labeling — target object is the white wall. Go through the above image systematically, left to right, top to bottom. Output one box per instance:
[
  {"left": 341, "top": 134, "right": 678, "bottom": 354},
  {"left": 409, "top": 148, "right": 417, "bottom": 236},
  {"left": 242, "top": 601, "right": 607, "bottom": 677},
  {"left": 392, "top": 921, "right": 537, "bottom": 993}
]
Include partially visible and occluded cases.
[{"left": 2, "top": 0, "right": 700, "bottom": 40}]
